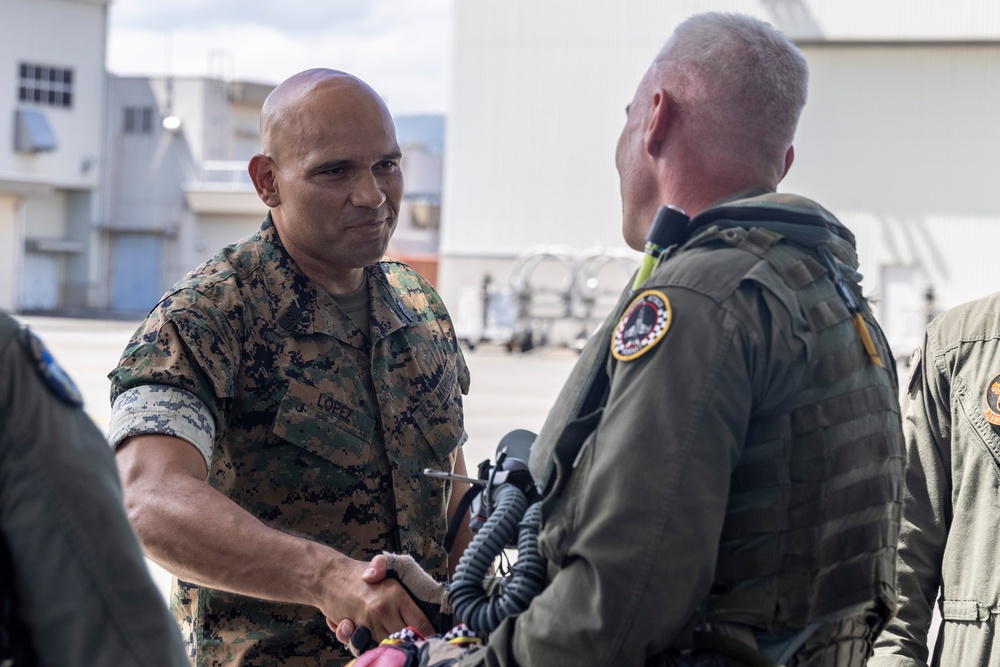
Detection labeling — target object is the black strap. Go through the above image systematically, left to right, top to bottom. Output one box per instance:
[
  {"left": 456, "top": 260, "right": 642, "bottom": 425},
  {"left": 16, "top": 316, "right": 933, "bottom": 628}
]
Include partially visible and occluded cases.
[
  {"left": 691, "top": 203, "right": 856, "bottom": 246},
  {"left": 444, "top": 485, "right": 483, "bottom": 553}
]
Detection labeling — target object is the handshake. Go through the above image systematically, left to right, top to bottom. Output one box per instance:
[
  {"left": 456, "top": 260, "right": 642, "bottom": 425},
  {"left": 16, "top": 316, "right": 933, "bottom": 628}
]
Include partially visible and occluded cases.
[
  {"left": 343, "top": 430, "right": 546, "bottom": 665},
  {"left": 343, "top": 553, "right": 482, "bottom": 667}
]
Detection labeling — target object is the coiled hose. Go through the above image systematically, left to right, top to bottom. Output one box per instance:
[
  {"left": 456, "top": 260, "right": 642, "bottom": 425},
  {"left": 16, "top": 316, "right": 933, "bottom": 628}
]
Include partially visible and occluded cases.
[{"left": 448, "top": 484, "right": 547, "bottom": 635}]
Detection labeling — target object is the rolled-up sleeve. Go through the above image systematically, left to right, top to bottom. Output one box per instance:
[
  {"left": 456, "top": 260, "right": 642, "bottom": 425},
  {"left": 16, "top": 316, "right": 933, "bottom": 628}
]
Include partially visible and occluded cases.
[{"left": 109, "top": 384, "right": 216, "bottom": 470}]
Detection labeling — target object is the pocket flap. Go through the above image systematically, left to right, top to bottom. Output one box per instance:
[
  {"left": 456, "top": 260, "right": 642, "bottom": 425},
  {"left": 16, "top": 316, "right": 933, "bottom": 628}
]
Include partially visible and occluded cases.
[
  {"left": 411, "top": 369, "right": 465, "bottom": 462},
  {"left": 272, "top": 379, "right": 376, "bottom": 466}
]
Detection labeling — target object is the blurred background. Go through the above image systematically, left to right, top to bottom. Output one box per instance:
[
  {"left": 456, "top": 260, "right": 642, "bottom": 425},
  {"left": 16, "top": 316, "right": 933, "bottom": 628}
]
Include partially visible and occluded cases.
[
  {"left": 4, "top": 0, "right": 999, "bottom": 365},
  {"left": 6, "top": 1, "right": 967, "bottom": 650}
]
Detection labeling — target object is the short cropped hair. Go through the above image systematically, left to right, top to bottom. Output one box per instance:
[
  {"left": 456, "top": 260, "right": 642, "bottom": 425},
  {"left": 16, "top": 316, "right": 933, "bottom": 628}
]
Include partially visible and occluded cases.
[{"left": 656, "top": 12, "right": 809, "bottom": 170}]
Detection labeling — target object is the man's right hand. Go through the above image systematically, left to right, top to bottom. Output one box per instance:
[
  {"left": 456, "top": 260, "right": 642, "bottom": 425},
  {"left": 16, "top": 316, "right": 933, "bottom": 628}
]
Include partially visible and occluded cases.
[
  {"left": 115, "top": 435, "right": 432, "bottom": 647},
  {"left": 327, "top": 554, "right": 434, "bottom": 646}
]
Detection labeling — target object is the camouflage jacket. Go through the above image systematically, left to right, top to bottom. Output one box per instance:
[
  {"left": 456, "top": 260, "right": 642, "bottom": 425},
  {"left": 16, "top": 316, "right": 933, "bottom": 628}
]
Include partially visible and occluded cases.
[{"left": 110, "top": 215, "right": 470, "bottom": 666}]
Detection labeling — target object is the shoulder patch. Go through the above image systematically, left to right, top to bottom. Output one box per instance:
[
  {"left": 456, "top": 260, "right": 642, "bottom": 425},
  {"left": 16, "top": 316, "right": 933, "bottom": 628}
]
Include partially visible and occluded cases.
[
  {"left": 612, "top": 290, "right": 672, "bottom": 361},
  {"left": 19, "top": 327, "right": 83, "bottom": 406},
  {"left": 983, "top": 372, "right": 1000, "bottom": 426}
]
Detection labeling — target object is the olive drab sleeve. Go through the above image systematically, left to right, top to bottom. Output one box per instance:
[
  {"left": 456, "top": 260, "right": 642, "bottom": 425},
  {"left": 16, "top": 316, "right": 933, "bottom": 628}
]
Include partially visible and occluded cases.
[
  {"left": 0, "top": 313, "right": 188, "bottom": 667},
  {"left": 869, "top": 335, "right": 950, "bottom": 667}
]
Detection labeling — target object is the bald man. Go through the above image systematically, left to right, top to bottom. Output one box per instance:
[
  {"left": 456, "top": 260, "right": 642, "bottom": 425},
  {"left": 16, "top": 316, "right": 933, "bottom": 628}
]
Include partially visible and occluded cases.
[{"left": 109, "top": 69, "right": 473, "bottom": 667}]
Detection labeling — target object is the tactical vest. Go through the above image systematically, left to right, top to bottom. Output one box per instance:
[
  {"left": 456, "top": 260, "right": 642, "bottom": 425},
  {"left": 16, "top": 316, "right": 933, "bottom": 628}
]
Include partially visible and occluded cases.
[
  {"left": 530, "top": 200, "right": 904, "bottom": 638},
  {"left": 692, "top": 225, "right": 903, "bottom": 632}
]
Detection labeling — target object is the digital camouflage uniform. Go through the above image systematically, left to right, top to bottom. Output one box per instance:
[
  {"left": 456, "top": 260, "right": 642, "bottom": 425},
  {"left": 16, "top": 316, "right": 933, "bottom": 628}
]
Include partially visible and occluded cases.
[
  {"left": 462, "top": 192, "right": 904, "bottom": 667},
  {"left": 109, "top": 215, "right": 469, "bottom": 667},
  {"left": 871, "top": 291, "right": 1000, "bottom": 667},
  {"left": 0, "top": 310, "right": 188, "bottom": 667}
]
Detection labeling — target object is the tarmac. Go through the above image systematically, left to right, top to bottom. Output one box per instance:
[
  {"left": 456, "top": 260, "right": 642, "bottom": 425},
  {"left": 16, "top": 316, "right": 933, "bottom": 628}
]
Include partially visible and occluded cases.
[
  {"left": 14, "top": 314, "right": 580, "bottom": 599},
  {"left": 15, "top": 314, "right": 940, "bottom": 654}
]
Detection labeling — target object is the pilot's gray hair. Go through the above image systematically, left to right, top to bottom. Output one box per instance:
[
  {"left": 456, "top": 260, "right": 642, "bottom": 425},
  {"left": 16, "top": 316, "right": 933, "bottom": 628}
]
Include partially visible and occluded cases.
[{"left": 656, "top": 12, "right": 809, "bottom": 169}]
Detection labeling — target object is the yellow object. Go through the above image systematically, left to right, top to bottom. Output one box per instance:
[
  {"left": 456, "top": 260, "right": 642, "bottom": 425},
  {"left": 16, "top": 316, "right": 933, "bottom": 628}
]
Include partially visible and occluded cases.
[
  {"left": 632, "top": 253, "right": 658, "bottom": 290},
  {"left": 852, "top": 313, "right": 884, "bottom": 368}
]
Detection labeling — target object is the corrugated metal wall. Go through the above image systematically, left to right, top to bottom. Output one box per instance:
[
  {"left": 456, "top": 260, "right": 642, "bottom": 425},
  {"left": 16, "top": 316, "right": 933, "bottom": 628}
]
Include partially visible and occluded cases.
[{"left": 441, "top": 1, "right": 1000, "bottom": 356}]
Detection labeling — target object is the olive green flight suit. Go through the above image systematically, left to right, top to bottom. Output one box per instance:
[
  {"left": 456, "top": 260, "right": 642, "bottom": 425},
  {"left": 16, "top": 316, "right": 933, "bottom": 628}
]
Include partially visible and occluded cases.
[
  {"left": 462, "top": 192, "right": 903, "bottom": 667},
  {"left": 871, "top": 290, "right": 1000, "bottom": 667},
  {"left": 0, "top": 310, "right": 188, "bottom": 667}
]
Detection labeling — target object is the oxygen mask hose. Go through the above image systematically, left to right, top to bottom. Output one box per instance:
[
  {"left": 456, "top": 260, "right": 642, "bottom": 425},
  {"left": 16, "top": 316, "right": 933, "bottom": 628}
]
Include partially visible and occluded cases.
[
  {"left": 632, "top": 204, "right": 690, "bottom": 290},
  {"left": 448, "top": 486, "right": 546, "bottom": 636}
]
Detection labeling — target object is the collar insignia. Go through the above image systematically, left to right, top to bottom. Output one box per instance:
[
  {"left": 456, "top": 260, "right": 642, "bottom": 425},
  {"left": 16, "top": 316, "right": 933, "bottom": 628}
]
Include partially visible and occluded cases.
[
  {"left": 612, "top": 290, "right": 672, "bottom": 362},
  {"left": 984, "top": 373, "right": 1000, "bottom": 425}
]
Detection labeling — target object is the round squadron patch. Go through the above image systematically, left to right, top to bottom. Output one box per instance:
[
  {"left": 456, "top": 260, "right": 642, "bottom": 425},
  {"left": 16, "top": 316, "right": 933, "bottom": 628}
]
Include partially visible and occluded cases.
[
  {"left": 612, "top": 290, "right": 672, "bottom": 361},
  {"left": 20, "top": 327, "right": 83, "bottom": 406},
  {"left": 984, "top": 373, "right": 1000, "bottom": 426}
]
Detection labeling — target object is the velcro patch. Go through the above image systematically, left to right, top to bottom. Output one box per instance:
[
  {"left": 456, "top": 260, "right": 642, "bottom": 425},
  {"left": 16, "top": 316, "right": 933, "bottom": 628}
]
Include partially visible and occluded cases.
[
  {"left": 611, "top": 290, "right": 672, "bottom": 361},
  {"left": 20, "top": 326, "right": 83, "bottom": 406},
  {"left": 983, "top": 372, "right": 1000, "bottom": 426}
]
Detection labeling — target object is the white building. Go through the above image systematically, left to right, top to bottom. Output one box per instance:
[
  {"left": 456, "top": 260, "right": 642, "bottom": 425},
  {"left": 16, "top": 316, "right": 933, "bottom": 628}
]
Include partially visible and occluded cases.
[
  {"left": 0, "top": 0, "right": 109, "bottom": 312},
  {"left": 441, "top": 1, "right": 1000, "bottom": 359},
  {"left": 101, "top": 75, "right": 271, "bottom": 312},
  {"left": 101, "top": 86, "right": 448, "bottom": 312}
]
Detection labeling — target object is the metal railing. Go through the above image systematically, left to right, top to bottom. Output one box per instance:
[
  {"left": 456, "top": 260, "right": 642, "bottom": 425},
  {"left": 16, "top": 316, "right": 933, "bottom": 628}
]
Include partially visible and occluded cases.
[
  {"left": 190, "top": 160, "right": 253, "bottom": 188},
  {"left": 461, "top": 246, "right": 639, "bottom": 353}
]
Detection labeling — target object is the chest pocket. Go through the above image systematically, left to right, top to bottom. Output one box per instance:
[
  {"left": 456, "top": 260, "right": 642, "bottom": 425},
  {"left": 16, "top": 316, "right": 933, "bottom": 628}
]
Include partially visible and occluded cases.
[
  {"left": 410, "top": 367, "right": 465, "bottom": 466},
  {"left": 954, "top": 374, "right": 1000, "bottom": 481},
  {"left": 272, "top": 379, "right": 377, "bottom": 467}
]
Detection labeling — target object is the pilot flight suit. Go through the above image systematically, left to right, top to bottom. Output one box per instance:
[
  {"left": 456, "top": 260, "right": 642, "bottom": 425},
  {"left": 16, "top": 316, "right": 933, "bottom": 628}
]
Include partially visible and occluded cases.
[
  {"left": 462, "top": 191, "right": 904, "bottom": 667},
  {"left": 871, "top": 290, "right": 1000, "bottom": 667},
  {"left": 0, "top": 310, "right": 187, "bottom": 667}
]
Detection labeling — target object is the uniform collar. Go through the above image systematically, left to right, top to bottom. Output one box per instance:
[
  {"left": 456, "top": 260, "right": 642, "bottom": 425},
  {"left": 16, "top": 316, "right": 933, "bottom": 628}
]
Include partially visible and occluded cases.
[{"left": 253, "top": 214, "right": 411, "bottom": 346}]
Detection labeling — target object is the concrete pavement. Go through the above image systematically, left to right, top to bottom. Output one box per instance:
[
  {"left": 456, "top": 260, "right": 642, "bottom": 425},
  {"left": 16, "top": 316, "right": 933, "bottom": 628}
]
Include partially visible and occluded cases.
[
  {"left": 14, "top": 314, "right": 579, "bottom": 599},
  {"left": 15, "top": 314, "right": 578, "bottom": 475},
  {"left": 16, "top": 314, "right": 937, "bottom": 657}
]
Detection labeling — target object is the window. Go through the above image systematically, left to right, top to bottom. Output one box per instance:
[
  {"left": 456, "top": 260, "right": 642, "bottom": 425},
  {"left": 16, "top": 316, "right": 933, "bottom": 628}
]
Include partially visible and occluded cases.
[
  {"left": 18, "top": 62, "right": 74, "bottom": 109},
  {"left": 124, "top": 107, "right": 154, "bottom": 134}
]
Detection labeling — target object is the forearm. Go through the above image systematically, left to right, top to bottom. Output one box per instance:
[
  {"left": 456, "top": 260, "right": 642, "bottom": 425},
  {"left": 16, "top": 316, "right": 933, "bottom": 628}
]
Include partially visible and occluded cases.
[
  {"left": 116, "top": 434, "right": 432, "bottom": 639},
  {"left": 116, "top": 435, "right": 358, "bottom": 621},
  {"left": 124, "top": 469, "right": 351, "bottom": 615}
]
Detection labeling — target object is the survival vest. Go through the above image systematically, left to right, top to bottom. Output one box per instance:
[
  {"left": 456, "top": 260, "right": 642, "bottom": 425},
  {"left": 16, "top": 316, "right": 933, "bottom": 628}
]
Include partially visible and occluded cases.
[
  {"left": 530, "top": 192, "right": 904, "bottom": 638},
  {"left": 689, "top": 220, "right": 902, "bottom": 631}
]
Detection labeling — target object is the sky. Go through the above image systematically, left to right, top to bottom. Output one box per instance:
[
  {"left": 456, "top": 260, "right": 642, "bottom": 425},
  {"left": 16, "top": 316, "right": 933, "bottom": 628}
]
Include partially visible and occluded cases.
[{"left": 105, "top": 0, "right": 453, "bottom": 117}]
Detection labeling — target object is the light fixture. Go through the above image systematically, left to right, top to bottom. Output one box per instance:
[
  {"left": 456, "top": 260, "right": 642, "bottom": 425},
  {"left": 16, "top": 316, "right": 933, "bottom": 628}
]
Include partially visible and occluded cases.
[{"left": 162, "top": 115, "right": 182, "bottom": 132}]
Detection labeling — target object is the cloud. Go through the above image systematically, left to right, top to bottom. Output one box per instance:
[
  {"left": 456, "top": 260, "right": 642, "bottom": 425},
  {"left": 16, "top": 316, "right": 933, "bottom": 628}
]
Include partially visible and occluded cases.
[{"left": 106, "top": 0, "right": 452, "bottom": 114}]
